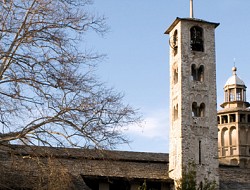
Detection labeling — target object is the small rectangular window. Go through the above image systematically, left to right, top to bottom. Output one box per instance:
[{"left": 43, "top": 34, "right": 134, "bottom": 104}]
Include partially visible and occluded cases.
[
  {"left": 236, "top": 88, "right": 242, "bottom": 101},
  {"left": 229, "top": 89, "right": 235, "bottom": 101},
  {"left": 229, "top": 114, "right": 236, "bottom": 122},
  {"left": 240, "top": 114, "right": 246, "bottom": 123},
  {"left": 221, "top": 115, "right": 228, "bottom": 124},
  {"left": 217, "top": 116, "right": 220, "bottom": 124},
  {"left": 199, "top": 140, "right": 201, "bottom": 164}
]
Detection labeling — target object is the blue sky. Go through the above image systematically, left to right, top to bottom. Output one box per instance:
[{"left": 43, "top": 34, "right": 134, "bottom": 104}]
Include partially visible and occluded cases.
[{"left": 87, "top": 0, "right": 250, "bottom": 153}]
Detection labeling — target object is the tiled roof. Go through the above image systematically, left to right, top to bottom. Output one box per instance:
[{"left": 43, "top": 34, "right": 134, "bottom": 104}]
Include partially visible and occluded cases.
[{"left": 1, "top": 144, "right": 170, "bottom": 181}]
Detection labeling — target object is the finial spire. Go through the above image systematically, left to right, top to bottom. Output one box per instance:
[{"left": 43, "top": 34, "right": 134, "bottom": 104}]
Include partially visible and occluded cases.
[
  {"left": 190, "top": 0, "right": 194, "bottom": 18},
  {"left": 232, "top": 58, "right": 237, "bottom": 75},
  {"left": 232, "top": 66, "right": 237, "bottom": 75}
]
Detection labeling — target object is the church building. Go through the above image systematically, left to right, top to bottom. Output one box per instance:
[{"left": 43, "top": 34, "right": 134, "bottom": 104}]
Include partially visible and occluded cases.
[{"left": 0, "top": 1, "right": 250, "bottom": 190}]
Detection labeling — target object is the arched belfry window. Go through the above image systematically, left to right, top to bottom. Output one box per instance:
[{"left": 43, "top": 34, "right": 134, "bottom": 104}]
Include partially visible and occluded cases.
[
  {"left": 190, "top": 26, "right": 204, "bottom": 52},
  {"left": 169, "top": 29, "right": 178, "bottom": 55},
  {"left": 173, "top": 30, "right": 178, "bottom": 55},
  {"left": 191, "top": 64, "right": 204, "bottom": 82},
  {"left": 191, "top": 64, "right": 197, "bottom": 80},
  {"left": 198, "top": 65, "right": 204, "bottom": 81},
  {"left": 173, "top": 67, "right": 178, "bottom": 84},
  {"left": 192, "top": 102, "right": 205, "bottom": 117},
  {"left": 192, "top": 102, "right": 198, "bottom": 117},
  {"left": 199, "top": 103, "right": 205, "bottom": 117},
  {"left": 174, "top": 104, "right": 178, "bottom": 121}
]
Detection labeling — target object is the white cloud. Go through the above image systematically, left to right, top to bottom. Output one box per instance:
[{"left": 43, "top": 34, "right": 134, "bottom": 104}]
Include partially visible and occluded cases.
[
  {"left": 119, "top": 109, "right": 170, "bottom": 153},
  {"left": 126, "top": 109, "right": 169, "bottom": 139}
]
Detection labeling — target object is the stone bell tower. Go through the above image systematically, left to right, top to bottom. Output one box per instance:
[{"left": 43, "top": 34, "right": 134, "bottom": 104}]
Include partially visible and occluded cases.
[{"left": 165, "top": 2, "right": 219, "bottom": 188}]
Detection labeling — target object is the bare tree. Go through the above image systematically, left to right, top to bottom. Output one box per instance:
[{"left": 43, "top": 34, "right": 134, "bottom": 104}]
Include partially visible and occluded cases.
[{"left": 0, "top": 0, "right": 140, "bottom": 149}]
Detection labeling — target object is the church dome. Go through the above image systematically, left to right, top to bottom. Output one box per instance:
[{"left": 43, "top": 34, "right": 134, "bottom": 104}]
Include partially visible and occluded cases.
[{"left": 224, "top": 67, "right": 245, "bottom": 87}]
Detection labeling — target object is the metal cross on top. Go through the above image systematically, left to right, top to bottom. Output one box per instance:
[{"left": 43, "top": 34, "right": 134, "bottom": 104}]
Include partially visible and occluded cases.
[{"left": 190, "top": 0, "right": 194, "bottom": 18}]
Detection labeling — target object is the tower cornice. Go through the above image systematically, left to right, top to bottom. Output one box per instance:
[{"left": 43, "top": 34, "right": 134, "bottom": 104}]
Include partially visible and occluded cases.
[{"left": 165, "top": 17, "right": 220, "bottom": 34}]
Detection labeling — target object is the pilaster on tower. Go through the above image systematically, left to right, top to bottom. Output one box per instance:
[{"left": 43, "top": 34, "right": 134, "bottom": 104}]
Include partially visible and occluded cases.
[{"left": 165, "top": 17, "right": 219, "bottom": 188}]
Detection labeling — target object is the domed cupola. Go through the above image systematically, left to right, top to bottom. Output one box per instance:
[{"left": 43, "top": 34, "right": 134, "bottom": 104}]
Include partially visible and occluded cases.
[
  {"left": 221, "top": 67, "right": 250, "bottom": 109},
  {"left": 225, "top": 67, "right": 245, "bottom": 87}
]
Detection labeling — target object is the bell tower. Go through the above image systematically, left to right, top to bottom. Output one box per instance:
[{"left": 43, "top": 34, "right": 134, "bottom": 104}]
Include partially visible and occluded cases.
[{"left": 165, "top": 2, "right": 219, "bottom": 188}]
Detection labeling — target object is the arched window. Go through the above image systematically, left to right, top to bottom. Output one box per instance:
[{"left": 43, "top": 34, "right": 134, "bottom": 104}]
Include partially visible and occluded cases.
[
  {"left": 190, "top": 26, "right": 204, "bottom": 52},
  {"left": 169, "top": 29, "right": 178, "bottom": 56},
  {"left": 173, "top": 30, "right": 178, "bottom": 55},
  {"left": 191, "top": 64, "right": 204, "bottom": 82},
  {"left": 191, "top": 64, "right": 197, "bottom": 81},
  {"left": 198, "top": 65, "right": 204, "bottom": 82},
  {"left": 173, "top": 67, "right": 178, "bottom": 84},
  {"left": 192, "top": 102, "right": 205, "bottom": 117},
  {"left": 192, "top": 102, "right": 198, "bottom": 117},
  {"left": 199, "top": 103, "right": 205, "bottom": 117},
  {"left": 174, "top": 104, "right": 178, "bottom": 121},
  {"left": 230, "top": 126, "right": 237, "bottom": 157},
  {"left": 230, "top": 127, "right": 237, "bottom": 146},
  {"left": 221, "top": 128, "right": 229, "bottom": 156},
  {"left": 222, "top": 128, "right": 229, "bottom": 147}
]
